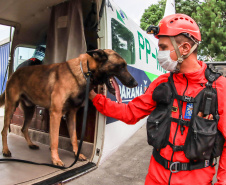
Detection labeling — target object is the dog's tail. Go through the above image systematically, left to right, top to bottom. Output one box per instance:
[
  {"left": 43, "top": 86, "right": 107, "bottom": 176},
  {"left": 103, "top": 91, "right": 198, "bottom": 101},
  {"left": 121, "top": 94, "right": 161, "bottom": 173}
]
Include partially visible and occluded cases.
[{"left": 0, "top": 91, "right": 5, "bottom": 107}]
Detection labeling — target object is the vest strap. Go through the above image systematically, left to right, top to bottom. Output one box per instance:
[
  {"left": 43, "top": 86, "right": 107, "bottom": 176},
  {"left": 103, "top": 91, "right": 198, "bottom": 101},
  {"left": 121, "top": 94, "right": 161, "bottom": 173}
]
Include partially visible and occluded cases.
[
  {"left": 175, "top": 94, "right": 195, "bottom": 103},
  {"left": 171, "top": 117, "right": 190, "bottom": 127},
  {"left": 168, "top": 141, "right": 184, "bottom": 152},
  {"left": 153, "top": 149, "right": 215, "bottom": 173}
]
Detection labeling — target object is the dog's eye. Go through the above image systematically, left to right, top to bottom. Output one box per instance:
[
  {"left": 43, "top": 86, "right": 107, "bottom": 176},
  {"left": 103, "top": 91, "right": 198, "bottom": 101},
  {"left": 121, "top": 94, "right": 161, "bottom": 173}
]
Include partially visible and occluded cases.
[
  {"left": 114, "top": 63, "right": 126, "bottom": 71},
  {"left": 121, "top": 63, "right": 126, "bottom": 68},
  {"left": 116, "top": 65, "right": 121, "bottom": 70}
]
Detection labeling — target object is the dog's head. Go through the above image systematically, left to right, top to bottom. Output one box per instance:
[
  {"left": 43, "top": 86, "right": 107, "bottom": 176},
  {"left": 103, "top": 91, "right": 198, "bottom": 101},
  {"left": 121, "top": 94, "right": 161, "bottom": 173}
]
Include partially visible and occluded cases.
[{"left": 87, "top": 49, "right": 138, "bottom": 102}]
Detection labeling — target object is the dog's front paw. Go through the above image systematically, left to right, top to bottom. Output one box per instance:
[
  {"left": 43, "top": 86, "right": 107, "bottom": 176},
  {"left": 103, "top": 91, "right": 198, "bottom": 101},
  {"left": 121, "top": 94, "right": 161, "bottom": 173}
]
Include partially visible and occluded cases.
[
  {"left": 3, "top": 149, "right": 12, "bottom": 157},
  {"left": 78, "top": 153, "right": 87, "bottom": 161},
  {"left": 52, "top": 158, "right": 65, "bottom": 167}
]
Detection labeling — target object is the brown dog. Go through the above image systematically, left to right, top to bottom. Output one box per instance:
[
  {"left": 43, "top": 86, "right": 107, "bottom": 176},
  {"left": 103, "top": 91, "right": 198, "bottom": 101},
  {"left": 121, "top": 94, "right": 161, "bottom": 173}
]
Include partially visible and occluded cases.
[{"left": 0, "top": 49, "right": 138, "bottom": 166}]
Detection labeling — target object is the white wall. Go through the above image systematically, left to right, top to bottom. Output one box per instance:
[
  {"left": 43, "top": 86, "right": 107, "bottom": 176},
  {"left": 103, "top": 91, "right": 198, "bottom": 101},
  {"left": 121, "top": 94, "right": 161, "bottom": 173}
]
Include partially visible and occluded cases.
[{"left": 0, "top": 108, "right": 4, "bottom": 116}]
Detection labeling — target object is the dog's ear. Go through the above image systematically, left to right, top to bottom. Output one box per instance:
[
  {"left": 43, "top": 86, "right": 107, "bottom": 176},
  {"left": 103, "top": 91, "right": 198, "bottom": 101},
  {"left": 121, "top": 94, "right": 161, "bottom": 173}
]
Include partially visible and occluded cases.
[{"left": 86, "top": 49, "right": 108, "bottom": 62}]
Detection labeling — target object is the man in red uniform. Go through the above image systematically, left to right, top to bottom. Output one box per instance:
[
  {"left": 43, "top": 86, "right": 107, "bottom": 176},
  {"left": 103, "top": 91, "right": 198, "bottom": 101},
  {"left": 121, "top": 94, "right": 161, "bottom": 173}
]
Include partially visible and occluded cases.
[{"left": 89, "top": 14, "right": 226, "bottom": 185}]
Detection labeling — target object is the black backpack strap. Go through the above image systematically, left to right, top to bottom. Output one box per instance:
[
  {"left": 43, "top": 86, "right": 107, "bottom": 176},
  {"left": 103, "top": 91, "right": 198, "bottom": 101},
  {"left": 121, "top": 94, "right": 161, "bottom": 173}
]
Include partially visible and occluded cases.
[
  {"left": 204, "top": 64, "right": 221, "bottom": 119},
  {"left": 205, "top": 64, "right": 222, "bottom": 84},
  {"left": 168, "top": 73, "right": 187, "bottom": 135},
  {"left": 168, "top": 73, "right": 183, "bottom": 118},
  {"left": 169, "top": 73, "right": 195, "bottom": 103},
  {"left": 174, "top": 94, "right": 195, "bottom": 103},
  {"left": 170, "top": 117, "right": 190, "bottom": 127},
  {"left": 168, "top": 141, "right": 184, "bottom": 152},
  {"left": 153, "top": 149, "right": 215, "bottom": 173}
]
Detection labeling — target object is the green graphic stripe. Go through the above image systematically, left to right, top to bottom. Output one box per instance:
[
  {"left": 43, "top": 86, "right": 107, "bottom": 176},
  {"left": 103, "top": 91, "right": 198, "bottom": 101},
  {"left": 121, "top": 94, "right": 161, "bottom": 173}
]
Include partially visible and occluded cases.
[
  {"left": 116, "top": 10, "right": 125, "bottom": 24},
  {"left": 121, "top": 10, "right": 127, "bottom": 19},
  {"left": 145, "top": 71, "right": 159, "bottom": 82}
]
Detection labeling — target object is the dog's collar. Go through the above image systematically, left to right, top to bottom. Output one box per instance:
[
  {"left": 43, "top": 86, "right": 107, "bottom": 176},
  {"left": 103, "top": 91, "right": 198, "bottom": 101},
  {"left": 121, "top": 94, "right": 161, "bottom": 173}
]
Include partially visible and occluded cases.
[{"left": 80, "top": 61, "right": 92, "bottom": 81}]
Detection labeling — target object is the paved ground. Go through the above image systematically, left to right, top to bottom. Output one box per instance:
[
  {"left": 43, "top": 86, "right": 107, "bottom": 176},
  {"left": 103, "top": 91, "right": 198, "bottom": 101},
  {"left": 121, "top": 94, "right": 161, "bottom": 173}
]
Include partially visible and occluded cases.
[
  {"left": 0, "top": 115, "right": 219, "bottom": 185},
  {"left": 67, "top": 125, "right": 152, "bottom": 185},
  {"left": 67, "top": 125, "right": 219, "bottom": 185}
]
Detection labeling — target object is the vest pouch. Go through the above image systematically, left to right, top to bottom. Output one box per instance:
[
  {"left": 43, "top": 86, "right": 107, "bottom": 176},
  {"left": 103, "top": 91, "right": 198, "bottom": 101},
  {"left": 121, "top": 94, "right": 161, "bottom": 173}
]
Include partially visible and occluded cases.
[
  {"left": 152, "top": 82, "right": 172, "bottom": 104},
  {"left": 199, "top": 90, "right": 217, "bottom": 116},
  {"left": 146, "top": 104, "right": 171, "bottom": 149},
  {"left": 184, "top": 115, "right": 217, "bottom": 161},
  {"left": 211, "top": 130, "right": 225, "bottom": 158}
]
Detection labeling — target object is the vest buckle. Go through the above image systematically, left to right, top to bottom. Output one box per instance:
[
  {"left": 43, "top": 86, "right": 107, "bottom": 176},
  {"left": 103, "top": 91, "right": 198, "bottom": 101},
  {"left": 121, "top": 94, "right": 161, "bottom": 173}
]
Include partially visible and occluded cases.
[
  {"left": 183, "top": 96, "right": 192, "bottom": 102},
  {"left": 170, "top": 161, "right": 180, "bottom": 173}
]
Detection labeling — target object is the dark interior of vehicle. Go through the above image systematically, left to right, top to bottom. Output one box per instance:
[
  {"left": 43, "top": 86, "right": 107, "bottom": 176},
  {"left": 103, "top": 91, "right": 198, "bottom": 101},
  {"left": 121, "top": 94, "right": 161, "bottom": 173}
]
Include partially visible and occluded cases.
[{"left": 1, "top": 0, "right": 104, "bottom": 154}]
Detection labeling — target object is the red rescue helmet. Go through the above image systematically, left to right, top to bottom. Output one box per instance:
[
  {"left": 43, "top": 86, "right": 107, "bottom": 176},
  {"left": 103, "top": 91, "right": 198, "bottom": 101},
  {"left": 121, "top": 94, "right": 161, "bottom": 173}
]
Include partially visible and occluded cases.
[{"left": 155, "top": 14, "right": 201, "bottom": 41}]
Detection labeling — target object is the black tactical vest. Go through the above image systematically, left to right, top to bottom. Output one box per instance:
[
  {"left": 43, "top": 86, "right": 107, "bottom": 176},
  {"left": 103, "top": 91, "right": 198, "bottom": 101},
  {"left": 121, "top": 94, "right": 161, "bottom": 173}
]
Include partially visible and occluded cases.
[{"left": 147, "top": 65, "right": 225, "bottom": 162}]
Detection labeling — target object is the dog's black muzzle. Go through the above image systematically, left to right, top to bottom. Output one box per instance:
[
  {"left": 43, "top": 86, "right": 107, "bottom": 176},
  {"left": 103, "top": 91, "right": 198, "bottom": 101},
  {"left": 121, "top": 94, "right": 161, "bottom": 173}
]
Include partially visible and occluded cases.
[{"left": 127, "top": 78, "right": 138, "bottom": 88}]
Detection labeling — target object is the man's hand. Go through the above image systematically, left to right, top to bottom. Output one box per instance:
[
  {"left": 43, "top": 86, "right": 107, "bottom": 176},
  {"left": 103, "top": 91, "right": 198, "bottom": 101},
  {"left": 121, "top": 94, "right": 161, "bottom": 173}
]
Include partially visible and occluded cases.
[
  {"left": 89, "top": 89, "right": 97, "bottom": 100},
  {"left": 197, "top": 112, "right": 213, "bottom": 120}
]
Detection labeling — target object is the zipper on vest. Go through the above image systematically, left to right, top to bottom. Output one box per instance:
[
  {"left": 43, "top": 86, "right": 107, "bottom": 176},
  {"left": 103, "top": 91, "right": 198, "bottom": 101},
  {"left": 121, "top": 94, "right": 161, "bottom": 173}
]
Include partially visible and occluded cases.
[
  {"left": 168, "top": 74, "right": 189, "bottom": 185},
  {"left": 180, "top": 74, "right": 189, "bottom": 135},
  {"left": 168, "top": 124, "right": 179, "bottom": 185}
]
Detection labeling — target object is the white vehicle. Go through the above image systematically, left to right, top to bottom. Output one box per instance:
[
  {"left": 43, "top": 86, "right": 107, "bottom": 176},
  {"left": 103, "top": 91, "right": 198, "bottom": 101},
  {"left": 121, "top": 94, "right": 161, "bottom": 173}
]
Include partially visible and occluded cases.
[{"left": 0, "top": 0, "right": 175, "bottom": 184}]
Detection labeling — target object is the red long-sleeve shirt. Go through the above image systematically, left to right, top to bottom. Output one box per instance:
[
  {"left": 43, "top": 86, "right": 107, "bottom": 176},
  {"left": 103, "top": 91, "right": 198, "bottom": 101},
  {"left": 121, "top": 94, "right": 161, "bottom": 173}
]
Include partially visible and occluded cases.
[{"left": 92, "top": 61, "right": 226, "bottom": 185}]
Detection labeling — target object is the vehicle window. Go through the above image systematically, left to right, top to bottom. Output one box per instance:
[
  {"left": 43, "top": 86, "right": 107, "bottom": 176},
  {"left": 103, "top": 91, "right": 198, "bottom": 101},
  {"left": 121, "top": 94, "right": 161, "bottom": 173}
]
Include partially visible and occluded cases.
[
  {"left": 111, "top": 18, "right": 135, "bottom": 64},
  {"left": 0, "top": 42, "right": 10, "bottom": 93},
  {"left": 14, "top": 47, "right": 35, "bottom": 71},
  {"left": 214, "top": 65, "right": 226, "bottom": 77}
]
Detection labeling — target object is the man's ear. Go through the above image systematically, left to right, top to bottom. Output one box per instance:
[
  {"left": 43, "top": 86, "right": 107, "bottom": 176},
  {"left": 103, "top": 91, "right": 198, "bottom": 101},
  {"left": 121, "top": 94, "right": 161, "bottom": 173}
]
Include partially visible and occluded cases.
[
  {"left": 181, "top": 42, "right": 192, "bottom": 56},
  {"left": 86, "top": 49, "right": 108, "bottom": 62}
]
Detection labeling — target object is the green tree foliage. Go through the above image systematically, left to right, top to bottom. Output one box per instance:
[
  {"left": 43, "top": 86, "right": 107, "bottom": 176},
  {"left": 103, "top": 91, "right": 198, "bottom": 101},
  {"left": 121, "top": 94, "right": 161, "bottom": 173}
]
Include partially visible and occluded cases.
[
  {"left": 140, "top": 0, "right": 226, "bottom": 61},
  {"left": 140, "top": 0, "right": 166, "bottom": 31},
  {"left": 140, "top": 0, "right": 199, "bottom": 31},
  {"left": 175, "top": 0, "right": 200, "bottom": 18},
  {"left": 192, "top": 0, "right": 226, "bottom": 61}
]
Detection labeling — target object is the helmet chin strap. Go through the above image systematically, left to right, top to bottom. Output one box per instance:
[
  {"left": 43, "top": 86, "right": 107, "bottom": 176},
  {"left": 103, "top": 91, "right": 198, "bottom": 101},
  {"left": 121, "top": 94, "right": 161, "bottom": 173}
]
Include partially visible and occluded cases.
[{"left": 170, "top": 36, "right": 198, "bottom": 73}]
